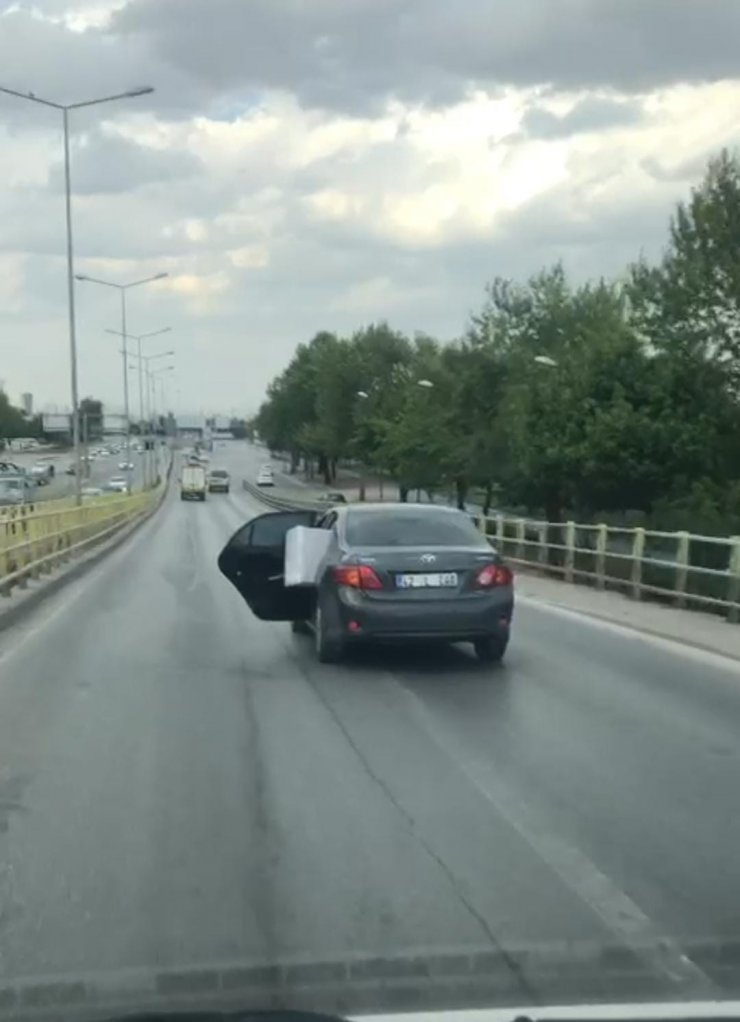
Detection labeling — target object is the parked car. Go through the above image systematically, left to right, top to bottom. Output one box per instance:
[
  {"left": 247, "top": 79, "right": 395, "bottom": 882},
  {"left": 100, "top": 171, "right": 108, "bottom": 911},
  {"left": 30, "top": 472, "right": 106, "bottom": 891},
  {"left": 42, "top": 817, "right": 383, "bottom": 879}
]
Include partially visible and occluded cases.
[
  {"left": 0, "top": 460, "right": 25, "bottom": 476},
  {"left": 118, "top": 461, "right": 134, "bottom": 471},
  {"left": 256, "top": 464, "right": 274, "bottom": 487},
  {"left": 207, "top": 469, "right": 230, "bottom": 493},
  {"left": 0, "top": 475, "right": 37, "bottom": 507},
  {"left": 104, "top": 476, "right": 128, "bottom": 493},
  {"left": 316, "top": 491, "right": 348, "bottom": 505},
  {"left": 218, "top": 503, "right": 514, "bottom": 665}
]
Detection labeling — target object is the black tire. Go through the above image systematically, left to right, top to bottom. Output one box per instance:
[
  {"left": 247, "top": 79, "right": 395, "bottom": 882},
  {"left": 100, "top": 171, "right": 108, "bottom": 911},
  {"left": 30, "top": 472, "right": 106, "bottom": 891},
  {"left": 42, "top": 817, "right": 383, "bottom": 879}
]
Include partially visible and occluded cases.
[
  {"left": 315, "top": 599, "right": 344, "bottom": 664},
  {"left": 291, "top": 619, "right": 310, "bottom": 635},
  {"left": 474, "top": 637, "right": 507, "bottom": 663}
]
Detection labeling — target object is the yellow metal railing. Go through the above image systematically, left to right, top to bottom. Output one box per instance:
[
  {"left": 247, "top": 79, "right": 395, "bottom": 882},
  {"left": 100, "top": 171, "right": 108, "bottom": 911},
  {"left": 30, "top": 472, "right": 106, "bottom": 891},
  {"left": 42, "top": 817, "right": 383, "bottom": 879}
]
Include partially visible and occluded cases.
[{"left": 0, "top": 486, "right": 164, "bottom": 595}]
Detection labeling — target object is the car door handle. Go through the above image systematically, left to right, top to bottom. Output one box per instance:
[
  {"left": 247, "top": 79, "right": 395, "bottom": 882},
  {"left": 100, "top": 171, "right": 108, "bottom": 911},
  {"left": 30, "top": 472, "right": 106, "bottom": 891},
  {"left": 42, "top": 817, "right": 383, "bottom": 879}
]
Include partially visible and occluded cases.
[{"left": 268, "top": 573, "right": 284, "bottom": 581}]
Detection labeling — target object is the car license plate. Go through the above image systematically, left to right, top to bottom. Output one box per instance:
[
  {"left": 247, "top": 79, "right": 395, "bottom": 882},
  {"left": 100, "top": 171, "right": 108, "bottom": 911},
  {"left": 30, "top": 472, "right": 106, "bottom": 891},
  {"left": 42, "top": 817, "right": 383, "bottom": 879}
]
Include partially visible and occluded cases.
[{"left": 395, "top": 572, "right": 458, "bottom": 589}]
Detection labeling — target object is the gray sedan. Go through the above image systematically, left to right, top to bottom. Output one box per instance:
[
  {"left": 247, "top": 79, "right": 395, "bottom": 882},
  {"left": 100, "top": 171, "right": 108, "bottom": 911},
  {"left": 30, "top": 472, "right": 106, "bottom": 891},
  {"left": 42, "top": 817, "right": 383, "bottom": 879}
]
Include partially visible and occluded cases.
[{"left": 218, "top": 503, "right": 513, "bottom": 665}]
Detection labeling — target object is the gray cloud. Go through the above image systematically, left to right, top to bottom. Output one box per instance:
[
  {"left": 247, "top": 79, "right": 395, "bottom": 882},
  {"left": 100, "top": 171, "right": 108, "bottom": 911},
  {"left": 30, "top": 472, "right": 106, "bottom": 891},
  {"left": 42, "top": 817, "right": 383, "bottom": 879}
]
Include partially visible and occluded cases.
[
  {"left": 110, "top": 0, "right": 740, "bottom": 114},
  {"left": 522, "top": 96, "right": 645, "bottom": 139},
  {"left": 48, "top": 129, "right": 203, "bottom": 194}
]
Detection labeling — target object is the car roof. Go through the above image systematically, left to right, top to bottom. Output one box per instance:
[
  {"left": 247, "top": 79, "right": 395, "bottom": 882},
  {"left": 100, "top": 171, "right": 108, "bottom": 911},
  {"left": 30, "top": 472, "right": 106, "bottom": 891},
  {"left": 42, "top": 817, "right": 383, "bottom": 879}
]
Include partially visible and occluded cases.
[{"left": 337, "top": 502, "right": 465, "bottom": 515}]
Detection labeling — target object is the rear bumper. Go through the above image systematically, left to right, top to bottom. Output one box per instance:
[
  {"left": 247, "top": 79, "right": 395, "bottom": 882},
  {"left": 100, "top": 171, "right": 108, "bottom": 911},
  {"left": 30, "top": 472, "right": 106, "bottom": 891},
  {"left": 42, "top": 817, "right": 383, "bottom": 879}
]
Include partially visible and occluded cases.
[
  {"left": 208, "top": 484, "right": 229, "bottom": 491},
  {"left": 181, "top": 490, "right": 206, "bottom": 500},
  {"left": 335, "top": 590, "right": 513, "bottom": 643}
]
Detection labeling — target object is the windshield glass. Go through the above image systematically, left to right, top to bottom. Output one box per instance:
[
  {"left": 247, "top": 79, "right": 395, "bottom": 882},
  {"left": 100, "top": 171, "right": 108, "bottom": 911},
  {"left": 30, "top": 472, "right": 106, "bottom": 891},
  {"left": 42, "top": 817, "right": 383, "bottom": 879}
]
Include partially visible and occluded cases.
[
  {"left": 4, "top": 2, "right": 740, "bottom": 1019},
  {"left": 346, "top": 508, "right": 485, "bottom": 547}
]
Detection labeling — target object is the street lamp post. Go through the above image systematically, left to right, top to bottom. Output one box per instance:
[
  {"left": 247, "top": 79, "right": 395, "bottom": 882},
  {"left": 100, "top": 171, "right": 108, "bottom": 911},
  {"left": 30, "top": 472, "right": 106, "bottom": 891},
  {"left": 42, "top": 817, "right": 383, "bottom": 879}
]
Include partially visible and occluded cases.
[
  {"left": 0, "top": 83, "right": 155, "bottom": 504},
  {"left": 77, "top": 272, "right": 168, "bottom": 492},
  {"left": 108, "top": 328, "right": 172, "bottom": 487},
  {"left": 132, "top": 349, "right": 174, "bottom": 423},
  {"left": 129, "top": 361, "right": 173, "bottom": 485},
  {"left": 150, "top": 366, "right": 174, "bottom": 479}
]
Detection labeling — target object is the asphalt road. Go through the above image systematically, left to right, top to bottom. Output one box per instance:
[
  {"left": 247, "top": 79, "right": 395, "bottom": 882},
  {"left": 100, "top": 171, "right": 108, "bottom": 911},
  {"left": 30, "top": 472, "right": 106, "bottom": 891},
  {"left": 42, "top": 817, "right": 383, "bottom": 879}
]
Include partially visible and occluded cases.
[{"left": 0, "top": 441, "right": 739, "bottom": 1013}]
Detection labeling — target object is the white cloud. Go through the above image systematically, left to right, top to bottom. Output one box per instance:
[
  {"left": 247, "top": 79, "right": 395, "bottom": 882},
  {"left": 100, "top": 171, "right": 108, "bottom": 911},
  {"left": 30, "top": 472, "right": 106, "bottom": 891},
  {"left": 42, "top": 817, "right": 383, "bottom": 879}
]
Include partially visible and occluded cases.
[{"left": 2, "top": 2, "right": 740, "bottom": 416}]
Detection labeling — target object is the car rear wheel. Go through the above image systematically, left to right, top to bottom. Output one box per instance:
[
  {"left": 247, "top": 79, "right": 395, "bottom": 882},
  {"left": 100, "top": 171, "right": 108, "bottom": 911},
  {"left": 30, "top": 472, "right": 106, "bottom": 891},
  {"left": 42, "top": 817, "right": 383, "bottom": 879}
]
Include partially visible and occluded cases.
[
  {"left": 315, "top": 601, "right": 343, "bottom": 664},
  {"left": 473, "top": 637, "right": 506, "bottom": 663}
]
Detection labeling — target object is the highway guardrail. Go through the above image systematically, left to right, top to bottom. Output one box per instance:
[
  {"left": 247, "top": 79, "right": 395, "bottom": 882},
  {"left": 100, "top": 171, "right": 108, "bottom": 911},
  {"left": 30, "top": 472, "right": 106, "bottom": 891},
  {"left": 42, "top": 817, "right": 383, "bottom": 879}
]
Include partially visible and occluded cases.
[
  {"left": 0, "top": 471, "right": 170, "bottom": 599},
  {"left": 242, "top": 478, "right": 324, "bottom": 512},
  {"left": 243, "top": 478, "right": 740, "bottom": 622}
]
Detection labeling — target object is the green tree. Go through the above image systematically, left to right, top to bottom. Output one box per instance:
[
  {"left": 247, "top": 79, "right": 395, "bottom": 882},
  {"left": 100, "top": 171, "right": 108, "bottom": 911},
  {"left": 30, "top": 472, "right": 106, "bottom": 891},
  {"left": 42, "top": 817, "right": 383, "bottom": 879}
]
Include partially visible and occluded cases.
[
  {"left": 629, "top": 149, "right": 740, "bottom": 380},
  {"left": 0, "top": 391, "right": 27, "bottom": 446}
]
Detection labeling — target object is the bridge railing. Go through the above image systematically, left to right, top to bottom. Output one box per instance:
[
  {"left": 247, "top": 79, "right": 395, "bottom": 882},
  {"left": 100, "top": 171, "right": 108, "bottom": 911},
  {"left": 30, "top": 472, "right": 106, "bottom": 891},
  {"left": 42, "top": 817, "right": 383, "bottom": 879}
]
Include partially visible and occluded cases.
[
  {"left": 242, "top": 479, "right": 740, "bottom": 622},
  {"left": 0, "top": 480, "right": 168, "bottom": 598}
]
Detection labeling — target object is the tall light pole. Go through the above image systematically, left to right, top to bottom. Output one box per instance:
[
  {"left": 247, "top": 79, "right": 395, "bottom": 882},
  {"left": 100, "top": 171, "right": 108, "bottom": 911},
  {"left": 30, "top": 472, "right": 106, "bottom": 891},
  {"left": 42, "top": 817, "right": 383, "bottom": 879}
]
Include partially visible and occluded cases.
[
  {"left": 0, "top": 83, "right": 154, "bottom": 503},
  {"left": 77, "top": 272, "right": 168, "bottom": 492},
  {"left": 108, "top": 327, "right": 172, "bottom": 487},
  {"left": 150, "top": 365, "right": 174, "bottom": 476}
]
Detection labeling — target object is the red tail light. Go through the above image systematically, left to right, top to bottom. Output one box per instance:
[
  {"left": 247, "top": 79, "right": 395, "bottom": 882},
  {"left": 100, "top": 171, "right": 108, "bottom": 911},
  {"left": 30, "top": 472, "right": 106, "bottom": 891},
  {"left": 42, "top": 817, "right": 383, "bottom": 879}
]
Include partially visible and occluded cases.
[
  {"left": 474, "top": 562, "right": 513, "bottom": 588},
  {"left": 332, "top": 564, "right": 384, "bottom": 590}
]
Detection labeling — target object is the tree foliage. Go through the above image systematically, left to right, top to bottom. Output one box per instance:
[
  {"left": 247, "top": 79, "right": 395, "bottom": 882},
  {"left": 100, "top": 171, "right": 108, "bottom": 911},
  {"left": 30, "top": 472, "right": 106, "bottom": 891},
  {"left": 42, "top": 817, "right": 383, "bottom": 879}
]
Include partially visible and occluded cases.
[{"left": 255, "top": 151, "right": 740, "bottom": 526}]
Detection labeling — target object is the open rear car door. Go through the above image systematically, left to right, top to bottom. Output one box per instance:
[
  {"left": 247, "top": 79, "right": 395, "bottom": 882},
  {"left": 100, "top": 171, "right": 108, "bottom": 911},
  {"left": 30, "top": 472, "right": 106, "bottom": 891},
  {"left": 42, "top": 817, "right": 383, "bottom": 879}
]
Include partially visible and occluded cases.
[{"left": 218, "top": 510, "right": 317, "bottom": 621}]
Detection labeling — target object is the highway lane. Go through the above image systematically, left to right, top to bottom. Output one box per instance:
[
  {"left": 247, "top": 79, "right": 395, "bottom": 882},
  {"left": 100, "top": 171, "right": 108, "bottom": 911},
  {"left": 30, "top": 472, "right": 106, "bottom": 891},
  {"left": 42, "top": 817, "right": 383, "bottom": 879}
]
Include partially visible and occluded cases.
[{"left": 0, "top": 443, "right": 739, "bottom": 1010}]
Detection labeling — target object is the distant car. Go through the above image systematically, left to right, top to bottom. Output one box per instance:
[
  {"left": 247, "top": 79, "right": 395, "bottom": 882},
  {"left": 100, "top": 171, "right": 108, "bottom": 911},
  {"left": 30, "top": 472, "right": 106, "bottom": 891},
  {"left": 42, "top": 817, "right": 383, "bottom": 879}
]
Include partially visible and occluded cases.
[
  {"left": 0, "top": 460, "right": 25, "bottom": 476},
  {"left": 118, "top": 461, "right": 134, "bottom": 471},
  {"left": 28, "top": 462, "right": 55, "bottom": 485},
  {"left": 181, "top": 465, "right": 207, "bottom": 501},
  {"left": 256, "top": 465, "right": 274, "bottom": 487},
  {"left": 208, "top": 469, "right": 230, "bottom": 493},
  {"left": 0, "top": 475, "right": 36, "bottom": 507},
  {"left": 105, "top": 477, "right": 128, "bottom": 493},
  {"left": 81, "top": 486, "right": 104, "bottom": 499},
  {"left": 316, "top": 491, "right": 347, "bottom": 505},
  {"left": 218, "top": 503, "right": 514, "bottom": 665}
]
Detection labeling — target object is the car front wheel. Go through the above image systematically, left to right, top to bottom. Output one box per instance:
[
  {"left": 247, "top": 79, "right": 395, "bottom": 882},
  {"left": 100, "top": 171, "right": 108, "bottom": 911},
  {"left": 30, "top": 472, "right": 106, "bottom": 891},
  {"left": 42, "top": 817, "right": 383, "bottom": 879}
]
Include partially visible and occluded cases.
[{"left": 473, "top": 637, "right": 507, "bottom": 664}]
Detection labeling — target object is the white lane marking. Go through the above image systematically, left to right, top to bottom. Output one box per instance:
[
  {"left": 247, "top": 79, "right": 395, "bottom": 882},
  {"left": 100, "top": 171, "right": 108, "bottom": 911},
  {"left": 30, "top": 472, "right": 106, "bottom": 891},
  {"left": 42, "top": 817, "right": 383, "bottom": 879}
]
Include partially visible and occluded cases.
[
  {"left": 516, "top": 593, "right": 740, "bottom": 674},
  {"left": 392, "top": 678, "right": 716, "bottom": 996},
  {"left": 358, "top": 1000, "right": 740, "bottom": 1022}
]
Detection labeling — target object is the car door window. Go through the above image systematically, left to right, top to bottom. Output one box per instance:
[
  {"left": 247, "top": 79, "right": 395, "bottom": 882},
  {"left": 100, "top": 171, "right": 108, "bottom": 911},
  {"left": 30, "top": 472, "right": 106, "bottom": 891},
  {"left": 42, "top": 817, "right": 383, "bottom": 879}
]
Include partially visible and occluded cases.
[{"left": 218, "top": 510, "right": 317, "bottom": 621}]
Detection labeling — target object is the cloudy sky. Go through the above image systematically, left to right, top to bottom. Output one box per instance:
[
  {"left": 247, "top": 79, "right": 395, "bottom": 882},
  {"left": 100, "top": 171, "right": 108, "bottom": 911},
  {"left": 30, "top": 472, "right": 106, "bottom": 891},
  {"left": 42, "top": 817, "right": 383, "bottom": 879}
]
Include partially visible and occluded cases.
[{"left": 2, "top": 0, "right": 740, "bottom": 417}]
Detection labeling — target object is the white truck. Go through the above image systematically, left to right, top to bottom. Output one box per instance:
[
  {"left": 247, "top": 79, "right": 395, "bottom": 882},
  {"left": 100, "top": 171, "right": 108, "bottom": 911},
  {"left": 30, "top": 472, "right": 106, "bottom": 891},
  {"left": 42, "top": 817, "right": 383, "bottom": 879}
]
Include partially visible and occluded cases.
[{"left": 180, "top": 464, "right": 207, "bottom": 501}]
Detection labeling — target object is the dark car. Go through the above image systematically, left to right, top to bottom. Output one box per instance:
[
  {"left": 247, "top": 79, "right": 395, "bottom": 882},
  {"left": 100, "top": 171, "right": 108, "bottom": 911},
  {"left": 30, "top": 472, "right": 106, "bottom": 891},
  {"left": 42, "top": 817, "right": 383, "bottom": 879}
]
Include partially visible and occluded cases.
[{"left": 218, "top": 503, "right": 513, "bottom": 665}]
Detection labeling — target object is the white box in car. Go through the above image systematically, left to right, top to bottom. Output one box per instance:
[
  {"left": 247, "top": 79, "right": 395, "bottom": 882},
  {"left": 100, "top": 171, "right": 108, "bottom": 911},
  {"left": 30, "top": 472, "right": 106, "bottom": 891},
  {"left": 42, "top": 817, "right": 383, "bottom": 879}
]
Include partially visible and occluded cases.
[{"left": 284, "top": 526, "right": 333, "bottom": 587}]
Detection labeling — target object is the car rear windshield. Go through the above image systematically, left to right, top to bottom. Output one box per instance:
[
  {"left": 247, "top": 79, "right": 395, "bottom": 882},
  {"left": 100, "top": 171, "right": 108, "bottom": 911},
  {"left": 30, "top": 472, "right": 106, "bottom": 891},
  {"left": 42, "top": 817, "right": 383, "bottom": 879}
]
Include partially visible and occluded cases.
[
  {"left": 211, "top": 470, "right": 228, "bottom": 477},
  {"left": 345, "top": 508, "right": 485, "bottom": 547}
]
